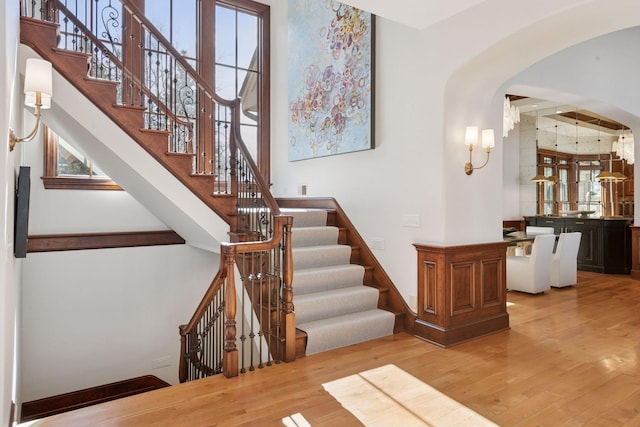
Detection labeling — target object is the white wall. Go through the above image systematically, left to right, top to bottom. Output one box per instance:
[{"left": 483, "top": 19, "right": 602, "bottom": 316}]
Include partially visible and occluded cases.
[
  {"left": 1, "top": 0, "right": 19, "bottom": 424},
  {"left": 9, "top": 0, "right": 640, "bottom": 412},
  {"left": 269, "top": 0, "right": 640, "bottom": 303},
  {"left": 505, "top": 25, "right": 640, "bottom": 221},
  {"left": 19, "top": 44, "right": 230, "bottom": 251},
  {"left": 17, "top": 82, "right": 219, "bottom": 402},
  {"left": 21, "top": 118, "right": 168, "bottom": 234},
  {"left": 502, "top": 122, "right": 521, "bottom": 220},
  {"left": 21, "top": 244, "right": 217, "bottom": 402}
]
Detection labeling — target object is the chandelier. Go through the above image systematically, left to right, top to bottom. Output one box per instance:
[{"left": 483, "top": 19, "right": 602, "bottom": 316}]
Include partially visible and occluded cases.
[{"left": 503, "top": 96, "right": 520, "bottom": 137}]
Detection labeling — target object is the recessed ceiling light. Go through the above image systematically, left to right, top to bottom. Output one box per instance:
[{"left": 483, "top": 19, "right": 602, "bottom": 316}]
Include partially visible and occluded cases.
[
  {"left": 532, "top": 104, "right": 538, "bottom": 107},
  {"left": 556, "top": 110, "right": 563, "bottom": 114}
]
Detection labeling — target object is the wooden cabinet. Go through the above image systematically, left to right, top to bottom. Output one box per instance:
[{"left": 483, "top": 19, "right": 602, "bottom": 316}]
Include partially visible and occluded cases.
[
  {"left": 524, "top": 216, "right": 631, "bottom": 274},
  {"left": 565, "top": 219, "right": 603, "bottom": 271},
  {"left": 414, "top": 242, "right": 510, "bottom": 347}
]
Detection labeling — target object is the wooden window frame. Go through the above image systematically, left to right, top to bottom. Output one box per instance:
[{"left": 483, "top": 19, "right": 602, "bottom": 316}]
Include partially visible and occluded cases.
[
  {"left": 212, "top": 0, "right": 271, "bottom": 182},
  {"left": 42, "top": 127, "right": 122, "bottom": 191},
  {"left": 537, "top": 148, "right": 609, "bottom": 215}
]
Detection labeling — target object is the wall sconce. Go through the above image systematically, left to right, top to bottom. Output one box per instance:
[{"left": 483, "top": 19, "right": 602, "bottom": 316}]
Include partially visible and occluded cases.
[
  {"left": 9, "top": 58, "right": 53, "bottom": 151},
  {"left": 464, "top": 126, "right": 495, "bottom": 175}
]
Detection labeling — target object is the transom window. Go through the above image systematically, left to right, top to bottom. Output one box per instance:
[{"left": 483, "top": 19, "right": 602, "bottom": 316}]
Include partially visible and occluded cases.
[{"left": 42, "top": 127, "right": 121, "bottom": 190}]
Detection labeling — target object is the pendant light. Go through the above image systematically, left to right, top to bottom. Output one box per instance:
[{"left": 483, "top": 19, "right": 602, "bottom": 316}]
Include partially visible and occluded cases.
[
  {"left": 531, "top": 110, "right": 550, "bottom": 182},
  {"left": 594, "top": 119, "right": 614, "bottom": 180}
]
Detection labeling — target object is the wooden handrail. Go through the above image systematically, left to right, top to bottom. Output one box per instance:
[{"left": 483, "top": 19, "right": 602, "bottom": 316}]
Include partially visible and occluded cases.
[
  {"left": 27, "top": 0, "right": 292, "bottom": 379},
  {"left": 119, "top": 0, "right": 232, "bottom": 108},
  {"left": 53, "top": 1, "right": 193, "bottom": 130},
  {"left": 229, "top": 103, "right": 281, "bottom": 216},
  {"left": 179, "top": 215, "right": 294, "bottom": 379},
  {"left": 179, "top": 215, "right": 290, "bottom": 333}
]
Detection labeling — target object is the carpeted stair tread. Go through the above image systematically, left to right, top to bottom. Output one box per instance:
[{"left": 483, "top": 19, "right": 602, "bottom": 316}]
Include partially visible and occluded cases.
[
  {"left": 287, "top": 207, "right": 396, "bottom": 355},
  {"left": 282, "top": 208, "right": 328, "bottom": 228},
  {"left": 292, "top": 226, "right": 339, "bottom": 247},
  {"left": 293, "top": 244, "right": 352, "bottom": 269},
  {"left": 293, "top": 264, "right": 365, "bottom": 295},
  {"left": 295, "top": 286, "right": 380, "bottom": 324},
  {"left": 298, "top": 309, "right": 396, "bottom": 355}
]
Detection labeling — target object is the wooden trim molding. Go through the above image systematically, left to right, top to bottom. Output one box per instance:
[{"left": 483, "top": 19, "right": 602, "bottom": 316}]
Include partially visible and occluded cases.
[
  {"left": 42, "top": 126, "right": 123, "bottom": 190},
  {"left": 41, "top": 176, "right": 123, "bottom": 190},
  {"left": 630, "top": 226, "right": 640, "bottom": 280},
  {"left": 26, "top": 230, "right": 185, "bottom": 253},
  {"left": 413, "top": 241, "right": 510, "bottom": 347},
  {"left": 20, "top": 375, "right": 170, "bottom": 423},
  {"left": 9, "top": 401, "right": 15, "bottom": 427}
]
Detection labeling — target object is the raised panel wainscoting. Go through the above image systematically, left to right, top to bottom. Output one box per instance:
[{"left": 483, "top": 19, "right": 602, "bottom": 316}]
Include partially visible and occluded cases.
[{"left": 413, "top": 242, "right": 510, "bottom": 347}]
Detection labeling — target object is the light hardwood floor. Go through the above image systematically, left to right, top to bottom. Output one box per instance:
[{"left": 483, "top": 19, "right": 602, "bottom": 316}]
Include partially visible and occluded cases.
[{"left": 26, "top": 271, "right": 640, "bottom": 426}]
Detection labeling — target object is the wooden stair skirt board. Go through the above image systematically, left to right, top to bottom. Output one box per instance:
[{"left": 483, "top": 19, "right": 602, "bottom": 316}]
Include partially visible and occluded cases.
[
  {"left": 285, "top": 208, "right": 395, "bottom": 355},
  {"left": 413, "top": 242, "right": 510, "bottom": 347},
  {"left": 20, "top": 375, "right": 170, "bottom": 423}
]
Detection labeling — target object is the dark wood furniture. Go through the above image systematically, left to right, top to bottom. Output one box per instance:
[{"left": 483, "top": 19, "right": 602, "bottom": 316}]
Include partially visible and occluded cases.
[
  {"left": 524, "top": 216, "right": 631, "bottom": 274},
  {"left": 413, "top": 242, "right": 510, "bottom": 347}
]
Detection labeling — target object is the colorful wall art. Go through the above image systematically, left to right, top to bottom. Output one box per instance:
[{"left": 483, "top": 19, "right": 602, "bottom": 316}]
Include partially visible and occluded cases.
[{"left": 288, "top": 0, "right": 374, "bottom": 161}]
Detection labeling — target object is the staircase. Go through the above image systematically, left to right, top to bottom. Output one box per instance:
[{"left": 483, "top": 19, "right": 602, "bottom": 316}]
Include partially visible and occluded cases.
[
  {"left": 19, "top": 2, "right": 413, "bottom": 379},
  {"left": 20, "top": 17, "right": 237, "bottom": 226},
  {"left": 287, "top": 208, "right": 395, "bottom": 355}
]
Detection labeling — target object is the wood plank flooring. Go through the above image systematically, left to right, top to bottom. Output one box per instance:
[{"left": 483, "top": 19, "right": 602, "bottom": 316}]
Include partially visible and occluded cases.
[{"left": 24, "top": 271, "right": 640, "bottom": 426}]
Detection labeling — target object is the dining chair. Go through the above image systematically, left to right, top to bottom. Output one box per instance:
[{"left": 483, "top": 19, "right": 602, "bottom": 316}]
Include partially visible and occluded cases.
[
  {"left": 550, "top": 232, "right": 582, "bottom": 287},
  {"left": 507, "top": 234, "right": 556, "bottom": 294}
]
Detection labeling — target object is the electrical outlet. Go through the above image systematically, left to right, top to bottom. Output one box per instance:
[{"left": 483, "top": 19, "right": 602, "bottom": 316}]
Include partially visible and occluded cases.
[
  {"left": 402, "top": 214, "right": 420, "bottom": 228},
  {"left": 370, "top": 237, "right": 385, "bottom": 250},
  {"left": 152, "top": 356, "right": 171, "bottom": 370}
]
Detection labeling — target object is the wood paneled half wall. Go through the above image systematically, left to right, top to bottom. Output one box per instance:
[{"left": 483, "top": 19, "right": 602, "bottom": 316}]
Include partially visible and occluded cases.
[{"left": 413, "top": 242, "right": 510, "bottom": 347}]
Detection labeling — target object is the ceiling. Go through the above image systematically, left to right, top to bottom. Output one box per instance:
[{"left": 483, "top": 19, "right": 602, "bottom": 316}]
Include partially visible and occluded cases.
[
  {"left": 336, "top": 0, "right": 485, "bottom": 30},
  {"left": 334, "top": 1, "right": 634, "bottom": 137},
  {"left": 508, "top": 96, "right": 629, "bottom": 137}
]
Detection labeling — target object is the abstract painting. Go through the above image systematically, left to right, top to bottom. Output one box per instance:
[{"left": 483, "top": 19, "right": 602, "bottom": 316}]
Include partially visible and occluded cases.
[{"left": 288, "top": 0, "right": 374, "bottom": 161}]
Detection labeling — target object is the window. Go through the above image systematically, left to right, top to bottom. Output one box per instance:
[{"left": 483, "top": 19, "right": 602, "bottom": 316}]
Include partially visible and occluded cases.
[
  {"left": 143, "top": 0, "right": 271, "bottom": 180},
  {"left": 42, "top": 127, "right": 122, "bottom": 190},
  {"left": 537, "top": 149, "right": 605, "bottom": 217},
  {"left": 576, "top": 159, "right": 603, "bottom": 217}
]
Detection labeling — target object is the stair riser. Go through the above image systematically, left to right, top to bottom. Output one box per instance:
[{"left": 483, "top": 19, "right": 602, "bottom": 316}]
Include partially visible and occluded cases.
[
  {"left": 284, "top": 210, "right": 328, "bottom": 228},
  {"left": 291, "top": 227, "right": 339, "bottom": 248},
  {"left": 292, "top": 246, "right": 352, "bottom": 270},
  {"left": 293, "top": 265, "right": 365, "bottom": 295},
  {"left": 295, "top": 287, "right": 380, "bottom": 324},
  {"left": 298, "top": 309, "right": 396, "bottom": 356}
]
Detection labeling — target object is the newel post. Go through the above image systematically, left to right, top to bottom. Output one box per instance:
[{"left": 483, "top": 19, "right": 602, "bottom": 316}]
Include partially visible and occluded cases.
[
  {"left": 281, "top": 216, "right": 296, "bottom": 362},
  {"left": 222, "top": 246, "right": 239, "bottom": 377},
  {"left": 178, "top": 325, "right": 189, "bottom": 383}
]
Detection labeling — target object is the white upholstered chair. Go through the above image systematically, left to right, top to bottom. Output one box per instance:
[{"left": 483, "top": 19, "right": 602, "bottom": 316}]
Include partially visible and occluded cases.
[
  {"left": 550, "top": 232, "right": 582, "bottom": 288},
  {"left": 507, "top": 234, "right": 556, "bottom": 294}
]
